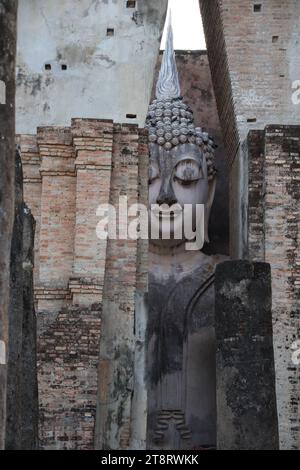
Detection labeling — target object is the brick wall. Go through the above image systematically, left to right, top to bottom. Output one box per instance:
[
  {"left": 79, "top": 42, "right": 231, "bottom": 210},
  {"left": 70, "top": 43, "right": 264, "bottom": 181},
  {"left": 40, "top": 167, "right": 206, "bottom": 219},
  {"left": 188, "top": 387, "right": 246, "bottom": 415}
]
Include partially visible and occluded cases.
[
  {"left": 200, "top": 0, "right": 300, "bottom": 258},
  {"left": 200, "top": 0, "right": 300, "bottom": 162},
  {"left": 200, "top": 3, "right": 300, "bottom": 445},
  {"left": 18, "top": 119, "right": 149, "bottom": 449},
  {"left": 71, "top": 119, "right": 114, "bottom": 305},
  {"left": 18, "top": 120, "right": 136, "bottom": 311},
  {"left": 95, "top": 125, "right": 149, "bottom": 450},
  {"left": 248, "top": 125, "right": 300, "bottom": 449},
  {"left": 38, "top": 127, "right": 76, "bottom": 292},
  {"left": 247, "top": 129, "right": 265, "bottom": 259},
  {"left": 37, "top": 304, "right": 101, "bottom": 450}
]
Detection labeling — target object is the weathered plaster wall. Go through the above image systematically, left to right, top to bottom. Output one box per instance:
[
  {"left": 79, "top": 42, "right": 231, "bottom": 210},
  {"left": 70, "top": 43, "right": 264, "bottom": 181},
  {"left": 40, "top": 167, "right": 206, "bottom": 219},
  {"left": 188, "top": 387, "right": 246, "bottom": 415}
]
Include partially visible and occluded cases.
[{"left": 16, "top": 0, "right": 168, "bottom": 133}]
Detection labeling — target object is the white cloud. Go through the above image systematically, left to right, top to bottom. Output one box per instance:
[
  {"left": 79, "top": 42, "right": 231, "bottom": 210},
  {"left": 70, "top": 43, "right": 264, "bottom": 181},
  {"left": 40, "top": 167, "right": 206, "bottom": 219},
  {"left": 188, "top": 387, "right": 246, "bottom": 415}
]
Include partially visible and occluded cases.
[{"left": 161, "top": 0, "right": 206, "bottom": 50}]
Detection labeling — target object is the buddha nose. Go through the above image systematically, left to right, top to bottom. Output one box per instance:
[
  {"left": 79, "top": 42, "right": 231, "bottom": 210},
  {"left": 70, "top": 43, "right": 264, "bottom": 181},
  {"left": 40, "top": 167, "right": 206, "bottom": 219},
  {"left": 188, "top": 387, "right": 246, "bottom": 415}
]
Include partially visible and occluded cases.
[{"left": 156, "top": 181, "right": 177, "bottom": 206}]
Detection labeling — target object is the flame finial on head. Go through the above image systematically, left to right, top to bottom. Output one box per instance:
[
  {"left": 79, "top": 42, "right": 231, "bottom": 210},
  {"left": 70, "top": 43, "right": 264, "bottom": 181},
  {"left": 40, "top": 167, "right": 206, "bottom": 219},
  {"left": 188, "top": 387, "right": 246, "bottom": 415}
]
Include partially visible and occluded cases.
[
  {"left": 146, "top": 11, "right": 217, "bottom": 180},
  {"left": 156, "top": 13, "right": 181, "bottom": 101}
]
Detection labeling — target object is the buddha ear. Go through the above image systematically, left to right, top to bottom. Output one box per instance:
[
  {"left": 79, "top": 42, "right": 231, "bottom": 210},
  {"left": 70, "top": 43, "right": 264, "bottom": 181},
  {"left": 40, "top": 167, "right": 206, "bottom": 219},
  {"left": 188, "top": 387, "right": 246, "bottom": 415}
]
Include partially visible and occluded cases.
[{"left": 204, "top": 176, "right": 217, "bottom": 243}]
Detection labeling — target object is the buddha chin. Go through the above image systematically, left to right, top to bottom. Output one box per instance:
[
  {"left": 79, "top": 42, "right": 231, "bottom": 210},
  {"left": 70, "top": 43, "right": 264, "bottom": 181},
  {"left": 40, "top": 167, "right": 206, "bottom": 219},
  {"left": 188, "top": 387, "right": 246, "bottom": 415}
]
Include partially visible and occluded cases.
[
  {"left": 149, "top": 203, "right": 202, "bottom": 250},
  {"left": 149, "top": 208, "right": 185, "bottom": 249}
]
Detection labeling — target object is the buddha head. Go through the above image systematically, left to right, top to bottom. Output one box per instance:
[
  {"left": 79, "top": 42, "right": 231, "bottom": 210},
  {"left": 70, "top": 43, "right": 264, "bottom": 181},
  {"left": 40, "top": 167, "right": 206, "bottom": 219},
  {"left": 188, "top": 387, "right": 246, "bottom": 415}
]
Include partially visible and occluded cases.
[{"left": 146, "top": 20, "right": 217, "bottom": 249}]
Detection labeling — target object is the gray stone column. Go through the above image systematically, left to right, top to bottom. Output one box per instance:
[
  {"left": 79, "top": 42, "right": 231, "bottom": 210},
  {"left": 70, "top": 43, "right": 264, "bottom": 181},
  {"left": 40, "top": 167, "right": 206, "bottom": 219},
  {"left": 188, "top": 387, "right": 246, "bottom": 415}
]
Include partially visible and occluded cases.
[
  {"left": 0, "top": 0, "right": 18, "bottom": 449},
  {"left": 6, "top": 150, "right": 24, "bottom": 449},
  {"left": 6, "top": 151, "right": 39, "bottom": 450},
  {"left": 20, "top": 206, "right": 39, "bottom": 449},
  {"left": 215, "top": 260, "right": 279, "bottom": 450}
]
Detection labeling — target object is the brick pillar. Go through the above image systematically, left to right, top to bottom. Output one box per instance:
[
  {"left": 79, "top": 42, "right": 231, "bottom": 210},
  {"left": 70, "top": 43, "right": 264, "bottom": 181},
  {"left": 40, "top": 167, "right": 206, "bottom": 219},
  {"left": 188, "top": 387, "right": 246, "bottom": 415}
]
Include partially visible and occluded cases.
[
  {"left": 71, "top": 119, "right": 114, "bottom": 305},
  {"left": 95, "top": 124, "right": 144, "bottom": 450},
  {"left": 247, "top": 125, "right": 300, "bottom": 449},
  {"left": 263, "top": 126, "right": 300, "bottom": 450},
  {"left": 37, "top": 127, "right": 76, "bottom": 312},
  {"left": 247, "top": 130, "right": 265, "bottom": 260},
  {"left": 17, "top": 134, "right": 42, "bottom": 286},
  {"left": 215, "top": 260, "right": 279, "bottom": 450}
]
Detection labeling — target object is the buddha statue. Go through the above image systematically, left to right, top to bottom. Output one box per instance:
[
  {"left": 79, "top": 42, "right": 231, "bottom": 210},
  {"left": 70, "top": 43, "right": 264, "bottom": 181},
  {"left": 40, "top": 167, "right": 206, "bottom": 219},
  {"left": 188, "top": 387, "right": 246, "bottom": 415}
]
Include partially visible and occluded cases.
[{"left": 146, "top": 20, "right": 228, "bottom": 450}]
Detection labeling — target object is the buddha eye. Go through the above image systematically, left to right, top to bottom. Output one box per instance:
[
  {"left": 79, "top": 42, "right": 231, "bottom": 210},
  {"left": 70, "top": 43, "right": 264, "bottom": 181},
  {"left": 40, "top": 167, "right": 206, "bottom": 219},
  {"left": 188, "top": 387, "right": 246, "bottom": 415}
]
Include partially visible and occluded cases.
[
  {"left": 174, "top": 159, "right": 202, "bottom": 185},
  {"left": 149, "top": 164, "right": 160, "bottom": 184}
]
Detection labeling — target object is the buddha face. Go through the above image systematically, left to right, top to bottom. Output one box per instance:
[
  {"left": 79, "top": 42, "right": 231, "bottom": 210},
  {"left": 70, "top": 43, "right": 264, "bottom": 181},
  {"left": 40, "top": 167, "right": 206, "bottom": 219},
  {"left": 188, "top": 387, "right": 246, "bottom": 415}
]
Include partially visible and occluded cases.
[{"left": 149, "top": 143, "right": 216, "bottom": 249}]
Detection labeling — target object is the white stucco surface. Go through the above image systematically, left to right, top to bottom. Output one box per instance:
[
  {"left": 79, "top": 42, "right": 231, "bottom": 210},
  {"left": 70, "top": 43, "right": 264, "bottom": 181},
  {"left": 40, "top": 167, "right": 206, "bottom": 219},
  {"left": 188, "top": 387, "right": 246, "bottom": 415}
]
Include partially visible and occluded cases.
[{"left": 16, "top": 0, "right": 168, "bottom": 133}]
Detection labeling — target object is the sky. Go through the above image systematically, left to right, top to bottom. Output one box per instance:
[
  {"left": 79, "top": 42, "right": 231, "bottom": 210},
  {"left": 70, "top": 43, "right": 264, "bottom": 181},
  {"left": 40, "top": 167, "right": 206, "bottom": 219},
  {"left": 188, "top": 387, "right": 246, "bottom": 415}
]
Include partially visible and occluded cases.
[{"left": 160, "top": 0, "right": 206, "bottom": 50}]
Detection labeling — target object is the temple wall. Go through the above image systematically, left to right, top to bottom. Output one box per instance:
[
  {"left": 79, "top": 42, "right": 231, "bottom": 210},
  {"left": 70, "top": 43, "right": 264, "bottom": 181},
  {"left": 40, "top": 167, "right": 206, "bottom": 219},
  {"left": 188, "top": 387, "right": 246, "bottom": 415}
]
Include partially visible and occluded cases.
[
  {"left": 9, "top": 0, "right": 299, "bottom": 451},
  {"left": 16, "top": 0, "right": 168, "bottom": 133},
  {"left": 199, "top": 0, "right": 300, "bottom": 257},
  {"left": 200, "top": 0, "right": 300, "bottom": 159},
  {"left": 199, "top": 1, "right": 300, "bottom": 448},
  {"left": 17, "top": 48, "right": 279, "bottom": 449},
  {"left": 18, "top": 50, "right": 226, "bottom": 308},
  {"left": 18, "top": 119, "right": 148, "bottom": 449},
  {"left": 71, "top": 119, "right": 114, "bottom": 305},
  {"left": 18, "top": 121, "right": 114, "bottom": 309},
  {"left": 247, "top": 125, "right": 300, "bottom": 450},
  {"left": 38, "top": 128, "right": 76, "bottom": 291},
  {"left": 37, "top": 304, "right": 102, "bottom": 450}
]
